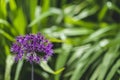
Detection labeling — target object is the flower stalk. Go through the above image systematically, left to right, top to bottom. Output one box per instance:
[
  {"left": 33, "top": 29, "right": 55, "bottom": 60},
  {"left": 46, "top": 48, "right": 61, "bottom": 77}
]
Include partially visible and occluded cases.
[{"left": 31, "top": 63, "right": 34, "bottom": 80}]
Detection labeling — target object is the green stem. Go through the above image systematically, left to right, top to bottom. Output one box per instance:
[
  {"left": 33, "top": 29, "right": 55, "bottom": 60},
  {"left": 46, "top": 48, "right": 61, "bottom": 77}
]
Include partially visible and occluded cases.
[{"left": 31, "top": 63, "right": 34, "bottom": 80}]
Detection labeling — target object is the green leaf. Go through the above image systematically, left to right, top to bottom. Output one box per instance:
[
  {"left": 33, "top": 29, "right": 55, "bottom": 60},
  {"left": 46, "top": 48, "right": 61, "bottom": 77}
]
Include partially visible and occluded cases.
[
  {"left": 0, "top": 0, "right": 7, "bottom": 18},
  {"left": 9, "top": 0, "right": 17, "bottom": 11},
  {"left": 29, "top": 0, "right": 37, "bottom": 20},
  {"left": 41, "top": 0, "right": 50, "bottom": 26},
  {"left": 98, "top": 4, "right": 108, "bottom": 21},
  {"left": 74, "top": 5, "right": 99, "bottom": 19},
  {"left": 13, "top": 8, "right": 27, "bottom": 35},
  {"left": 28, "top": 8, "right": 61, "bottom": 27},
  {"left": 29, "top": 11, "right": 52, "bottom": 27},
  {"left": 65, "top": 16, "right": 96, "bottom": 28},
  {"left": 0, "top": 19, "right": 11, "bottom": 27},
  {"left": 84, "top": 27, "right": 111, "bottom": 43},
  {"left": 62, "top": 28, "right": 93, "bottom": 36},
  {"left": 0, "top": 29, "right": 14, "bottom": 41},
  {"left": 49, "top": 37, "right": 65, "bottom": 43},
  {"left": 55, "top": 43, "right": 72, "bottom": 80},
  {"left": 70, "top": 43, "right": 102, "bottom": 80},
  {"left": 67, "top": 44, "right": 91, "bottom": 65},
  {"left": 5, "top": 45, "right": 10, "bottom": 56},
  {"left": 91, "top": 45, "right": 119, "bottom": 80},
  {"left": 98, "top": 49, "right": 119, "bottom": 80},
  {"left": 5, "top": 55, "right": 14, "bottom": 80},
  {"left": 14, "top": 59, "right": 24, "bottom": 80},
  {"left": 106, "top": 59, "right": 120, "bottom": 80},
  {"left": 40, "top": 61, "right": 54, "bottom": 74},
  {"left": 40, "top": 61, "right": 65, "bottom": 75},
  {"left": 54, "top": 68, "right": 65, "bottom": 75}
]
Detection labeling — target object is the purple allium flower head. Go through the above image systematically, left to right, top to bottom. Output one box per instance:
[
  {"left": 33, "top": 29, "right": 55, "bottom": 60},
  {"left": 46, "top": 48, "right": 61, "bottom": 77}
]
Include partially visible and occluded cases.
[{"left": 11, "top": 33, "right": 54, "bottom": 63}]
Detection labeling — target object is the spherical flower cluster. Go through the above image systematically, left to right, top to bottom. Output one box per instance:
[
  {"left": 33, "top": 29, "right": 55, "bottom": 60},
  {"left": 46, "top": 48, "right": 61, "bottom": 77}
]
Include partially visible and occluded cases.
[{"left": 11, "top": 33, "right": 53, "bottom": 63}]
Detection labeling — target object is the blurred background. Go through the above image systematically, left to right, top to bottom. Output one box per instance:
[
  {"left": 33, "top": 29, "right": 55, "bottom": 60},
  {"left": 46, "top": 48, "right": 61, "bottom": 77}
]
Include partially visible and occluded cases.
[{"left": 0, "top": 0, "right": 120, "bottom": 80}]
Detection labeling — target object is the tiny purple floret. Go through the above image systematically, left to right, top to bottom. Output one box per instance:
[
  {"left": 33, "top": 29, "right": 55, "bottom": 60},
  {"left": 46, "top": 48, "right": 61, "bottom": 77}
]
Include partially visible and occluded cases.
[{"left": 11, "top": 33, "right": 54, "bottom": 63}]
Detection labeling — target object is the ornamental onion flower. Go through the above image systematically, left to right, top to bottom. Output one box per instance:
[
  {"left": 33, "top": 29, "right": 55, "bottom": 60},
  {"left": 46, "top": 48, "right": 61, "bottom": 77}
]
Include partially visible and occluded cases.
[{"left": 11, "top": 33, "right": 54, "bottom": 63}]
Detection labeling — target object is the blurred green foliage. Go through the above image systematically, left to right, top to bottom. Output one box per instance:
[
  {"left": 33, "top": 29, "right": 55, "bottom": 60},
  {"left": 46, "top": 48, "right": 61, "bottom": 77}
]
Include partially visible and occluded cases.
[{"left": 0, "top": 0, "right": 120, "bottom": 80}]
